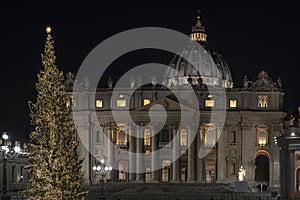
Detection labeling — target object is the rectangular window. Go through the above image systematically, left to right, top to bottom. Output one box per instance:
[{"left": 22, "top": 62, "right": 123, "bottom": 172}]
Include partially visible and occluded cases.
[
  {"left": 143, "top": 98, "right": 151, "bottom": 106},
  {"left": 95, "top": 99, "right": 103, "bottom": 108},
  {"left": 117, "top": 100, "right": 127, "bottom": 107},
  {"left": 205, "top": 100, "right": 215, "bottom": 107},
  {"left": 229, "top": 100, "right": 237, "bottom": 108},
  {"left": 144, "top": 129, "right": 151, "bottom": 146},
  {"left": 145, "top": 149, "right": 151, "bottom": 154}
]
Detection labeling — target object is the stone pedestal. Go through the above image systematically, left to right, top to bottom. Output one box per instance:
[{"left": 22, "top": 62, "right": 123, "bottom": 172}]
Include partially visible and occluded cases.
[{"left": 234, "top": 181, "right": 248, "bottom": 192}]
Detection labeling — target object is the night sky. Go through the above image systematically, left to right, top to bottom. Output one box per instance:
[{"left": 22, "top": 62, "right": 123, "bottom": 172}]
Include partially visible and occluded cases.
[{"left": 1, "top": 2, "right": 299, "bottom": 140}]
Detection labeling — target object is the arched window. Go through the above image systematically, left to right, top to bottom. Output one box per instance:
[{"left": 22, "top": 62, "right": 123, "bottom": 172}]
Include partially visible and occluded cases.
[
  {"left": 258, "top": 95, "right": 268, "bottom": 108},
  {"left": 201, "top": 125, "right": 217, "bottom": 147},
  {"left": 257, "top": 127, "right": 268, "bottom": 147},
  {"left": 144, "top": 129, "right": 151, "bottom": 146},
  {"left": 180, "top": 129, "right": 188, "bottom": 146},
  {"left": 116, "top": 130, "right": 127, "bottom": 146}
]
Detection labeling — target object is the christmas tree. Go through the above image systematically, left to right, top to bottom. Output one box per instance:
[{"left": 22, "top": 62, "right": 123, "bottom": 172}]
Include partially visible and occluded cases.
[{"left": 25, "top": 27, "right": 86, "bottom": 200}]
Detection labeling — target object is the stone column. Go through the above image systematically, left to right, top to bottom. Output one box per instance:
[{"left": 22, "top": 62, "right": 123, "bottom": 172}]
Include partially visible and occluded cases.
[
  {"left": 151, "top": 123, "right": 159, "bottom": 182},
  {"left": 107, "top": 124, "right": 114, "bottom": 181},
  {"left": 171, "top": 124, "right": 180, "bottom": 183},
  {"left": 128, "top": 125, "right": 136, "bottom": 182},
  {"left": 135, "top": 125, "right": 144, "bottom": 182},
  {"left": 216, "top": 125, "right": 224, "bottom": 182},
  {"left": 187, "top": 126, "right": 195, "bottom": 183},
  {"left": 196, "top": 127, "right": 204, "bottom": 182},
  {"left": 287, "top": 150, "right": 295, "bottom": 199}
]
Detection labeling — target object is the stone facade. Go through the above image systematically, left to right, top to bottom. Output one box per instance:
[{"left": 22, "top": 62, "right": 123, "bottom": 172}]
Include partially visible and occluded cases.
[
  {"left": 67, "top": 14, "right": 286, "bottom": 190},
  {"left": 0, "top": 140, "right": 28, "bottom": 193}
]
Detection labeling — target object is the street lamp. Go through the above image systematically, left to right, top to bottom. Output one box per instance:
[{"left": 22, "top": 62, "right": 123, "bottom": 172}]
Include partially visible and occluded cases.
[
  {"left": 1, "top": 132, "right": 21, "bottom": 200},
  {"left": 92, "top": 158, "right": 112, "bottom": 200}
]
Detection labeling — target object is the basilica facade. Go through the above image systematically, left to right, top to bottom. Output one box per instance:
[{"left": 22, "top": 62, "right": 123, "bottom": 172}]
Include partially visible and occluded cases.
[{"left": 68, "top": 14, "right": 285, "bottom": 190}]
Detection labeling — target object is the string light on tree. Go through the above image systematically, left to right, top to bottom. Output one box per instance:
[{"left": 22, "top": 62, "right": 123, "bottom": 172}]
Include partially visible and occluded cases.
[{"left": 24, "top": 27, "right": 86, "bottom": 199}]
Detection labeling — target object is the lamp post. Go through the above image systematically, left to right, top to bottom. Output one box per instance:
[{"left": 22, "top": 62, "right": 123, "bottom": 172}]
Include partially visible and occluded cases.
[
  {"left": 1, "top": 132, "right": 21, "bottom": 200},
  {"left": 92, "top": 158, "right": 112, "bottom": 200}
]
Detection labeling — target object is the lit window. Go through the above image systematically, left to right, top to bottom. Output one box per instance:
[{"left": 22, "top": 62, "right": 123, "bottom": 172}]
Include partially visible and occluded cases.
[
  {"left": 205, "top": 95, "right": 215, "bottom": 107},
  {"left": 258, "top": 95, "right": 268, "bottom": 108},
  {"left": 95, "top": 99, "right": 103, "bottom": 108},
  {"left": 143, "top": 99, "right": 151, "bottom": 106},
  {"left": 117, "top": 100, "right": 127, "bottom": 107},
  {"left": 205, "top": 100, "right": 215, "bottom": 107},
  {"left": 229, "top": 100, "right": 237, "bottom": 108},
  {"left": 144, "top": 129, "right": 151, "bottom": 146},
  {"left": 180, "top": 129, "right": 188, "bottom": 146},
  {"left": 257, "top": 129, "right": 268, "bottom": 146},
  {"left": 116, "top": 130, "right": 127, "bottom": 146},
  {"left": 145, "top": 149, "right": 151, "bottom": 154}
]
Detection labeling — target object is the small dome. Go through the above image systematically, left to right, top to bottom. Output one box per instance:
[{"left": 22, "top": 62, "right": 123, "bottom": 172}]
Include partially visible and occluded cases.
[{"left": 164, "top": 13, "right": 233, "bottom": 89}]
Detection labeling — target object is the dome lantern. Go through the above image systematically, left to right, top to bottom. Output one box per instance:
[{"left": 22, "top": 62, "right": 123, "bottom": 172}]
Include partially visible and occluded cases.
[{"left": 190, "top": 10, "right": 207, "bottom": 42}]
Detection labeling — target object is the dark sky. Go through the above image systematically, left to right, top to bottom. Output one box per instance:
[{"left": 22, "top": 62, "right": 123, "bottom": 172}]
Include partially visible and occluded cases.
[{"left": 1, "top": 1, "right": 299, "bottom": 140}]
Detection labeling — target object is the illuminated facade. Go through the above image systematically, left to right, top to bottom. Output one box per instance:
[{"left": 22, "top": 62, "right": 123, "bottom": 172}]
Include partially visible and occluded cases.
[
  {"left": 67, "top": 14, "right": 285, "bottom": 190},
  {"left": 0, "top": 140, "right": 28, "bottom": 192}
]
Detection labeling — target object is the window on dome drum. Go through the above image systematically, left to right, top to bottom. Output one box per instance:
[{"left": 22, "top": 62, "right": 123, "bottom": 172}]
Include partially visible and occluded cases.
[
  {"left": 258, "top": 95, "right": 268, "bottom": 108},
  {"left": 143, "top": 98, "right": 151, "bottom": 106},
  {"left": 95, "top": 99, "right": 103, "bottom": 108},
  {"left": 117, "top": 99, "right": 127, "bottom": 107},
  {"left": 229, "top": 100, "right": 237, "bottom": 108},
  {"left": 257, "top": 128, "right": 268, "bottom": 147},
  {"left": 144, "top": 129, "right": 151, "bottom": 146},
  {"left": 180, "top": 129, "right": 188, "bottom": 146}
]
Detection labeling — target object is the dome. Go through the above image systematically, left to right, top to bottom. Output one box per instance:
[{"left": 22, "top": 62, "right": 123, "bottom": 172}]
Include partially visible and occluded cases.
[{"left": 164, "top": 14, "right": 233, "bottom": 89}]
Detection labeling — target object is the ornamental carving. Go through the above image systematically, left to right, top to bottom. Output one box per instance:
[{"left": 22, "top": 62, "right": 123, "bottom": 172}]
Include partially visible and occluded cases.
[{"left": 242, "top": 70, "right": 283, "bottom": 91}]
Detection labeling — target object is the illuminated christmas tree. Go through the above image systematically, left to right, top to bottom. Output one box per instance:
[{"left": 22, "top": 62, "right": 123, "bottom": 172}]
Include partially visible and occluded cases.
[{"left": 25, "top": 27, "right": 86, "bottom": 199}]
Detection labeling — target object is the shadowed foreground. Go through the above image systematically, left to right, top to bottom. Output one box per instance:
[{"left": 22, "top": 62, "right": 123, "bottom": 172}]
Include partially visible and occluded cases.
[{"left": 86, "top": 183, "right": 273, "bottom": 200}]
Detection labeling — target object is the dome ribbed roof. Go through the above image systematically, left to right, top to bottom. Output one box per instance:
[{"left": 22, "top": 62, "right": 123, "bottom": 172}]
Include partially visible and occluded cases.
[{"left": 164, "top": 13, "right": 233, "bottom": 89}]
